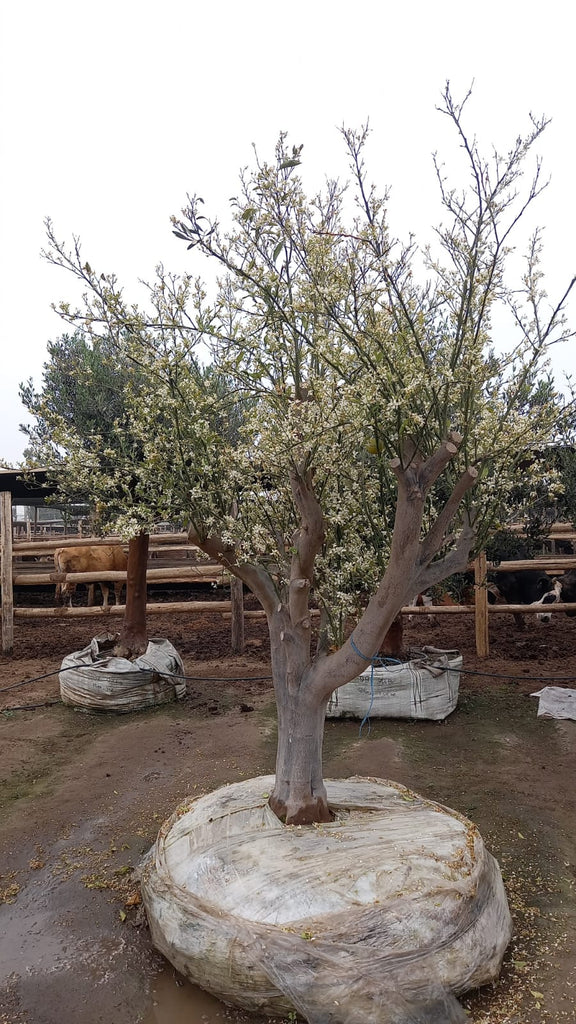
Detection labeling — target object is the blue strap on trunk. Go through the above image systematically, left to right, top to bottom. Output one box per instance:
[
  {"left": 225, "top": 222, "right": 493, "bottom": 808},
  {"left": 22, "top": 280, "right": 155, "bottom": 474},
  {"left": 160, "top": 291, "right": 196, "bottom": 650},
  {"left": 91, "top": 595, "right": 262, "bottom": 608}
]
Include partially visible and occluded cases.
[{"left": 349, "top": 636, "right": 401, "bottom": 735}]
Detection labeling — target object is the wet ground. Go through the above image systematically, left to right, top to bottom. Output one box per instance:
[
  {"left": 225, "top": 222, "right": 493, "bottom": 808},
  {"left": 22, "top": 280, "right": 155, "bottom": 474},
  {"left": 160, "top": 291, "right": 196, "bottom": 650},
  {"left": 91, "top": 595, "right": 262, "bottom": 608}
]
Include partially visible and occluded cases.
[{"left": 1, "top": 608, "right": 575, "bottom": 1023}]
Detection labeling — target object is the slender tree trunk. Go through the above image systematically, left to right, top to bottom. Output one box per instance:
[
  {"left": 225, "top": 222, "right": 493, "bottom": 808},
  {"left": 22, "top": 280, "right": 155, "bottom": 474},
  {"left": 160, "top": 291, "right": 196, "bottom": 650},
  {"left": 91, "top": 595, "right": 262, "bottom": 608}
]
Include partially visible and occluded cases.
[{"left": 115, "top": 533, "right": 149, "bottom": 660}]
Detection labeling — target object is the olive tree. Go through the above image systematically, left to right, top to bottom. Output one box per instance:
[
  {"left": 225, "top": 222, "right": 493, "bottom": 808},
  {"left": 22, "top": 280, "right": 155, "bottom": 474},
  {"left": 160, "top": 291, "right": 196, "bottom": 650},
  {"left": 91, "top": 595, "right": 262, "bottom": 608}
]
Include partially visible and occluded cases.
[{"left": 42, "top": 86, "right": 574, "bottom": 822}]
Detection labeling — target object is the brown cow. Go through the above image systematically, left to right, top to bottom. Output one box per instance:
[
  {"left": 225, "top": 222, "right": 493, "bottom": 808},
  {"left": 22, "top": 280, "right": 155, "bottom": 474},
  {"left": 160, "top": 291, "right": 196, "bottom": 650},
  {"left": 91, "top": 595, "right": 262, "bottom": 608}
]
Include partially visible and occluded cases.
[{"left": 54, "top": 545, "right": 128, "bottom": 607}]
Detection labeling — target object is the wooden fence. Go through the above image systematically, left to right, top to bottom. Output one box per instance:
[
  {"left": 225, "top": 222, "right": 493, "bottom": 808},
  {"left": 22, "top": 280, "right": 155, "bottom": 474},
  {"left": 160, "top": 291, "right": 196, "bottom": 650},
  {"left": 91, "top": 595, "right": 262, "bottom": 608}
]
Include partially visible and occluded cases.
[
  {"left": 2, "top": 495, "right": 576, "bottom": 657},
  {"left": 0, "top": 521, "right": 248, "bottom": 654}
]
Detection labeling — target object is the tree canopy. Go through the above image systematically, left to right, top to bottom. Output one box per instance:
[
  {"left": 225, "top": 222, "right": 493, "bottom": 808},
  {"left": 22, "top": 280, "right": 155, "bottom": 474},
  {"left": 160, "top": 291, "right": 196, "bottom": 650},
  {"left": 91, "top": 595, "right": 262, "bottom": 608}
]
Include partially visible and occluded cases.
[
  {"left": 30, "top": 85, "right": 576, "bottom": 821},
  {"left": 36, "top": 89, "right": 573, "bottom": 624}
]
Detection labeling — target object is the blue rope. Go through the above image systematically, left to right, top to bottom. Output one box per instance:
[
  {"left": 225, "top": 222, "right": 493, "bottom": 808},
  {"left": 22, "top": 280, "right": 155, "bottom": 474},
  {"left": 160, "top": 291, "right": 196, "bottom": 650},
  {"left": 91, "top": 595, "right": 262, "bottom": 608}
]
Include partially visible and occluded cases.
[{"left": 349, "top": 636, "right": 402, "bottom": 736}]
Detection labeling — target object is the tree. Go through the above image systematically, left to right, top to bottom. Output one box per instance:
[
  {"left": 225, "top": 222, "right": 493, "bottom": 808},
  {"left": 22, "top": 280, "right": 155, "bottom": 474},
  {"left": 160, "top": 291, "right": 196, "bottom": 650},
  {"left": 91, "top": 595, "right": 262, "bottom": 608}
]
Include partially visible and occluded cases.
[
  {"left": 42, "top": 85, "right": 574, "bottom": 822},
  {"left": 21, "top": 301, "right": 247, "bottom": 657},
  {"left": 20, "top": 320, "right": 182, "bottom": 657},
  {"left": 20, "top": 329, "right": 152, "bottom": 655},
  {"left": 20, "top": 332, "right": 129, "bottom": 457}
]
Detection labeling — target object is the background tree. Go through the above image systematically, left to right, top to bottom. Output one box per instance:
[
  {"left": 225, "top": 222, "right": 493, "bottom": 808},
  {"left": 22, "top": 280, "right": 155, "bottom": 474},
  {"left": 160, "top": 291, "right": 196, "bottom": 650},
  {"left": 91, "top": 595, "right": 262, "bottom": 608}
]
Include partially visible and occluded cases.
[
  {"left": 41, "top": 85, "right": 574, "bottom": 822},
  {"left": 21, "top": 302, "right": 248, "bottom": 657},
  {"left": 21, "top": 329, "right": 159, "bottom": 657},
  {"left": 21, "top": 332, "right": 129, "bottom": 454}
]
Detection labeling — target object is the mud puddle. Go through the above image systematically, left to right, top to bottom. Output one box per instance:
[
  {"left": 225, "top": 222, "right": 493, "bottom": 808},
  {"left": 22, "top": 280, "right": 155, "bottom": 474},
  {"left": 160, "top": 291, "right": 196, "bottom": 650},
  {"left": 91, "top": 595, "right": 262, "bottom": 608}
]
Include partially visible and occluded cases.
[{"left": 141, "top": 969, "right": 244, "bottom": 1024}]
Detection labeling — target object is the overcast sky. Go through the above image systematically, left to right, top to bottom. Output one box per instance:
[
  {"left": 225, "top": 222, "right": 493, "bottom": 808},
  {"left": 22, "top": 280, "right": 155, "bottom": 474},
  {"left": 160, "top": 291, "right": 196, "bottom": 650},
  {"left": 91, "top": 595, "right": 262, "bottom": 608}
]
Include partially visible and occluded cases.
[{"left": 1, "top": 0, "right": 575, "bottom": 465}]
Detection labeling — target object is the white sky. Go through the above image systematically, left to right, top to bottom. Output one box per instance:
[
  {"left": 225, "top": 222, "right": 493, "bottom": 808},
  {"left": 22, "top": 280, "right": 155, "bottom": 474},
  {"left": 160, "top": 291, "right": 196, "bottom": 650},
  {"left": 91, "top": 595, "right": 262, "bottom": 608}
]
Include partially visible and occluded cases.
[{"left": 1, "top": 0, "right": 575, "bottom": 464}]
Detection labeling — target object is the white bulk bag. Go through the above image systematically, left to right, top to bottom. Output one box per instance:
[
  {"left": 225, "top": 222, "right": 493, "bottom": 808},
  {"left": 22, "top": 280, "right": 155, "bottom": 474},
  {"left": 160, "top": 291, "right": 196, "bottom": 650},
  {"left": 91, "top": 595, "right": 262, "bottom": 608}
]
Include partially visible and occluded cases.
[
  {"left": 59, "top": 635, "right": 185, "bottom": 711},
  {"left": 327, "top": 647, "right": 462, "bottom": 721},
  {"left": 531, "top": 686, "right": 576, "bottom": 720},
  {"left": 142, "top": 775, "right": 512, "bottom": 1024}
]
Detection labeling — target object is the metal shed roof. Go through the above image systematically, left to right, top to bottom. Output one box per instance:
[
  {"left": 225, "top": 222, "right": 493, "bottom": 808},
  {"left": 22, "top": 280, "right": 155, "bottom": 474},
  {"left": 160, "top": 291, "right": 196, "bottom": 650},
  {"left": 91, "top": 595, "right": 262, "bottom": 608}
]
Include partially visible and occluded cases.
[{"left": 0, "top": 468, "right": 58, "bottom": 506}]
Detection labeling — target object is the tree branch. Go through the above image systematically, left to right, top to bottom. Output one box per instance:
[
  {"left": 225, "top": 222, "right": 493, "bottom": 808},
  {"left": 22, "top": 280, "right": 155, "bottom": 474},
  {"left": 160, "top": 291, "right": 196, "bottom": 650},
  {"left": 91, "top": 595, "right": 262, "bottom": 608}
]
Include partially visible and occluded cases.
[
  {"left": 419, "top": 432, "right": 462, "bottom": 489},
  {"left": 289, "top": 465, "right": 326, "bottom": 629},
  {"left": 419, "top": 466, "right": 478, "bottom": 565},
  {"left": 413, "top": 519, "right": 477, "bottom": 593},
  {"left": 187, "top": 525, "right": 278, "bottom": 616}
]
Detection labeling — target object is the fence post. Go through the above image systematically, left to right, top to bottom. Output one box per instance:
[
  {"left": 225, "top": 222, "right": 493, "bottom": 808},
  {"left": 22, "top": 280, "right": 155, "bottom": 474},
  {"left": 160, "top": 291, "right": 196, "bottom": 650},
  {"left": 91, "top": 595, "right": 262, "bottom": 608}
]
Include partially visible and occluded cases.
[
  {"left": 1, "top": 491, "right": 14, "bottom": 654},
  {"left": 474, "top": 552, "right": 489, "bottom": 658},
  {"left": 230, "top": 575, "right": 245, "bottom": 654}
]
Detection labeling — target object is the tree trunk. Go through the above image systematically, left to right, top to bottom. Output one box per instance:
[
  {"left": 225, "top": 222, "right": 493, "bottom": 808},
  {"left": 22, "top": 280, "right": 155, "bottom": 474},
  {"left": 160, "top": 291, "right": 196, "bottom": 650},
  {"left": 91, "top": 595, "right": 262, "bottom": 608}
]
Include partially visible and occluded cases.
[
  {"left": 115, "top": 533, "right": 149, "bottom": 660},
  {"left": 267, "top": 615, "right": 332, "bottom": 825},
  {"left": 269, "top": 693, "right": 331, "bottom": 825}
]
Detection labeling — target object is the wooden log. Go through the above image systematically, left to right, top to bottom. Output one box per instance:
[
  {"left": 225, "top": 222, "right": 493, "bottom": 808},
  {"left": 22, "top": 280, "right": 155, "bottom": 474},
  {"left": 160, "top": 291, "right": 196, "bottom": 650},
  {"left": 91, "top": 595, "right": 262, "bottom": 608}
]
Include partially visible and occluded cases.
[
  {"left": 1, "top": 491, "right": 14, "bottom": 654},
  {"left": 510, "top": 521, "right": 576, "bottom": 536},
  {"left": 12, "top": 533, "right": 190, "bottom": 554},
  {"left": 117, "top": 533, "right": 149, "bottom": 656},
  {"left": 12, "top": 536, "right": 127, "bottom": 554},
  {"left": 466, "top": 557, "right": 576, "bottom": 573},
  {"left": 489, "top": 558, "right": 576, "bottom": 572},
  {"left": 35, "top": 559, "right": 576, "bottom": 581},
  {"left": 13, "top": 565, "right": 228, "bottom": 586},
  {"left": 146, "top": 565, "right": 227, "bottom": 581},
  {"left": 12, "top": 598, "right": 576, "bottom": 622},
  {"left": 14, "top": 601, "right": 234, "bottom": 618},
  {"left": 486, "top": 602, "right": 576, "bottom": 614},
  {"left": 402, "top": 603, "right": 576, "bottom": 614},
  {"left": 401, "top": 604, "right": 475, "bottom": 614},
  {"left": 223, "top": 610, "right": 267, "bottom": 620}
]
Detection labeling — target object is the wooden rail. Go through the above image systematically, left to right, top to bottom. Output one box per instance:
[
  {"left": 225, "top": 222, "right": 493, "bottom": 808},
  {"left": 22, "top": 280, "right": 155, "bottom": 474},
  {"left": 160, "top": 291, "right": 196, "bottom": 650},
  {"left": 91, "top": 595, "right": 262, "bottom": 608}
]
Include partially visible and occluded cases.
[
  {"left": 1, "top": 516, "right": 231, "bottom": 652},
  {"left": 12, "top": 533, "right": 188, "bottom": 555},
  {"left": 488, "top": 558, "right": 576, "bottom": 572},
  {"left": 12, "top": 565, "right": 229, "bottom": 586},
  {"left": 13, "top": 601, "right": 235, "bottom": 618},
  {"left": 402, "top": 603, "right": 576, "bottom": 614},
  {"left": 12, "top": 604, "right": 271, "bottom": 621}
]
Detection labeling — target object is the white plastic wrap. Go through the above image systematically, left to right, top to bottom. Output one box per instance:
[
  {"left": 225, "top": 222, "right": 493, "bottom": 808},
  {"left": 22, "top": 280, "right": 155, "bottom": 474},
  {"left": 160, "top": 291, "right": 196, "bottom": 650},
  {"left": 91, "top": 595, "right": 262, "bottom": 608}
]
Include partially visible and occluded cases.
[
  {"left": 59, "top": 635, "right": 185, "bottom": 711},
  {"left": 326, "top": 647, "right": 462, "bottom": 721},
  {"left": 531, "top": 686, "right": 576, "bottom": 720},
  {"left": 142, "top": 775, "right": 512, "bottom": 1024}
]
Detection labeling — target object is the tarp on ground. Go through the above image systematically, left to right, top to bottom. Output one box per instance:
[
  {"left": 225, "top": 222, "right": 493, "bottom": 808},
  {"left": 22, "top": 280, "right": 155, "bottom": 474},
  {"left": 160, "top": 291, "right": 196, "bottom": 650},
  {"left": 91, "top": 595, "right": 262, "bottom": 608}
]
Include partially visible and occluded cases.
[{"left": 531, "top": 686, "right": 576, "bottom": 720}]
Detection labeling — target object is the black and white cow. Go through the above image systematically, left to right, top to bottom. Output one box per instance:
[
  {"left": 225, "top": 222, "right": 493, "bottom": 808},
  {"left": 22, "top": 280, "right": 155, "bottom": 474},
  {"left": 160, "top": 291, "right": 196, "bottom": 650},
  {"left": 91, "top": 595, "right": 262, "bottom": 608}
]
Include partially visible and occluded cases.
[
  {"left": 487, "top": 569, "right": 558, "bottom": 627},
  {"left": 547, "top": 569, "right": 576, "bottom": 617}
]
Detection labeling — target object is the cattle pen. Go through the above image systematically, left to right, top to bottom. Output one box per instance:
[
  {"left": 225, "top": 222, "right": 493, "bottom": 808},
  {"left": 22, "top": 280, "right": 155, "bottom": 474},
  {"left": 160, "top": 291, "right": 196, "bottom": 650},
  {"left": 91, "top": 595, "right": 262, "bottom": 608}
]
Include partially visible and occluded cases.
[
  {"left": 2, "top": 497, "right": 576, "bottom": 657},
  {"left": 0, "top": 519, "right": 252, "bottom": 654}
]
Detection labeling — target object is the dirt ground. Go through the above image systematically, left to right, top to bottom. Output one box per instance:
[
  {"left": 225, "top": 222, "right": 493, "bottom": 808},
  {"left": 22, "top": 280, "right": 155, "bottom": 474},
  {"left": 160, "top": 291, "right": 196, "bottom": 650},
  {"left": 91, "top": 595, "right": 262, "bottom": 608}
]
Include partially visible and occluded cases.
[{"left": 1, "top": 603, "right": 575, "bottom": 1024}]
